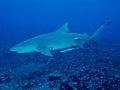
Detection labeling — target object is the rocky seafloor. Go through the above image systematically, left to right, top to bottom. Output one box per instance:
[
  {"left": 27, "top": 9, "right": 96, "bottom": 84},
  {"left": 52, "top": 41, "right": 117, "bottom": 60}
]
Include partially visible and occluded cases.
[{"left": 0, "top": 40, "right": 120, "bottom": 90}]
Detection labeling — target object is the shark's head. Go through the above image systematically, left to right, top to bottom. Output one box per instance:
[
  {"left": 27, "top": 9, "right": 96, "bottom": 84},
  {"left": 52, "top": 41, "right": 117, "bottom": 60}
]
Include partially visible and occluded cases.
[{"left": 10, "top": 42, "right": 37, "bottom": 53}]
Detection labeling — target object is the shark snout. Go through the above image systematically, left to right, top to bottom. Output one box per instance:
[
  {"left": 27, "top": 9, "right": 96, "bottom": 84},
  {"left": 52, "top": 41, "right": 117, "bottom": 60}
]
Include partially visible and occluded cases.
[{"left": 10, "top": 47, "right": 21, "bottom": 53}]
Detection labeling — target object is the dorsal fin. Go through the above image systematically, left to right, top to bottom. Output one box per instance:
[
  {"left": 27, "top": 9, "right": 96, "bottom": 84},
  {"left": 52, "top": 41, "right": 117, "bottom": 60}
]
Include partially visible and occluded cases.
[{"left": 57, "top": 22, "right": 70, "bottom": 33}]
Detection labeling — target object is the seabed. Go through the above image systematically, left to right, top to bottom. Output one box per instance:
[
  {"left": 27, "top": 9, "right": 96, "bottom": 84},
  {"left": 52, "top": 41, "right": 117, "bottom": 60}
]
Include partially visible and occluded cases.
[{"left": 0, "top": 40, "right": 120, "bottom": 90}]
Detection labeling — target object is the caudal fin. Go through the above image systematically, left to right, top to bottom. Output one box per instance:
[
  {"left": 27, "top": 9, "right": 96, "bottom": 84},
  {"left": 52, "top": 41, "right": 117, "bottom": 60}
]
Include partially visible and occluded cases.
[{"left": 91, "top": 21, "right": 112, "bottom": 39}]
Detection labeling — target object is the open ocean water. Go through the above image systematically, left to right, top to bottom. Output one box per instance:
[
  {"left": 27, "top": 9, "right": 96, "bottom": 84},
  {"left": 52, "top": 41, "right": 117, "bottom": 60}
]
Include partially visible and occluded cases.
[{"left": 0, "top": 0, "right": 120, "bottom": 90}]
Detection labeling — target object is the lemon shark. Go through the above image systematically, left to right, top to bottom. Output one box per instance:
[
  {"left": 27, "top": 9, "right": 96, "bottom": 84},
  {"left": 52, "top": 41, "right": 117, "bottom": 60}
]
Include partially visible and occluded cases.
[{"left": 10, "top": 22, "right": 110, "bottom": 56}]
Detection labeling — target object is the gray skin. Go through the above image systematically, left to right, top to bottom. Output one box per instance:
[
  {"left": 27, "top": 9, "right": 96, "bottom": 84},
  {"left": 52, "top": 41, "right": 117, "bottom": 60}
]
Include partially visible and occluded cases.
[{"left": 10, "top": 22, "right": 106, "bottom": 56}]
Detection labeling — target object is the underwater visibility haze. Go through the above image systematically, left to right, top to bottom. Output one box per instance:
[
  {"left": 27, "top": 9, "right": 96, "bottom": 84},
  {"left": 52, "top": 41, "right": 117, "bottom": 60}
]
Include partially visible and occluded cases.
[{"left": 0, "top": 0, "right": 120, "bottom": 89}]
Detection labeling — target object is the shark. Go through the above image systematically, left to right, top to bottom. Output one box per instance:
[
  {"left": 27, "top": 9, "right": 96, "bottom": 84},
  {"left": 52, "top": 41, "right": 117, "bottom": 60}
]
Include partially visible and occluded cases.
[{"left": 10, "top": 21, "right": 111, "bottom": 56}]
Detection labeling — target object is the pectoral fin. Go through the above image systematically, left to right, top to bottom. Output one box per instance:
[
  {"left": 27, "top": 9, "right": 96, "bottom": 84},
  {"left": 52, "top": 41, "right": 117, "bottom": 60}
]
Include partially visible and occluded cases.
[{"left": 36, "top": 47, "right": 53, "bottom": 56}]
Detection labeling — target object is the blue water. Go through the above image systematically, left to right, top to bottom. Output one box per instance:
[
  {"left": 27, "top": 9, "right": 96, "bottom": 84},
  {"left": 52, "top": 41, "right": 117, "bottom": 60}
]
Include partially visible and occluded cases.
[
  {"left": 0, "top": 0, "right": 120, "bottom": 89},
  {"left": 0, "top": 0, "right": 120, "bottom": 48}
]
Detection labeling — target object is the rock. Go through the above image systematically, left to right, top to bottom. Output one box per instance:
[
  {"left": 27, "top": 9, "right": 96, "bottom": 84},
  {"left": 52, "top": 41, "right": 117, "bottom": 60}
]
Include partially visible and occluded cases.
[
  {"left": 48, "top": 72, "right": 62, "bottom": 81},
  {"left": 114, "top": 75, "right": 120, "bottom": 79},
  {"left": 48, "top": 76, "right": 61, "bottom": 81},
  {"left": 19, "top": 81, "right": 33, "bottom": 89},
  {"left": 60, "top": 83, "right": 73, "bottom": 90}
]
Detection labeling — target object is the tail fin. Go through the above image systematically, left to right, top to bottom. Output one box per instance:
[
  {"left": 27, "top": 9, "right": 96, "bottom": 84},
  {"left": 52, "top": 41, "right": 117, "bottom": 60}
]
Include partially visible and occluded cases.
[{"left": 91, "top": 21, "right": 112, "bottom": 39}]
